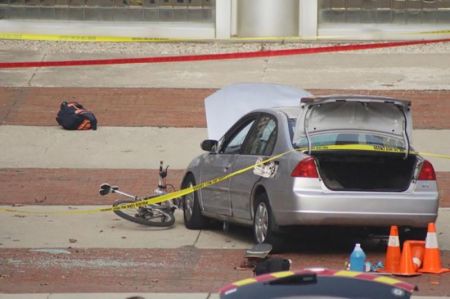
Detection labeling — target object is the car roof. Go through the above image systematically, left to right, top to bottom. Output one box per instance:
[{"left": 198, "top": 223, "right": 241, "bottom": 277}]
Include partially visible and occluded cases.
[{"left": 252, "top": 106, "right": 301, "bottom": 119}]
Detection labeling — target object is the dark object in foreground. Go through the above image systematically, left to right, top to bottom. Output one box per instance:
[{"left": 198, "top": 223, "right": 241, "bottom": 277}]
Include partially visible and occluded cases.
[
  {"left": 56, "top": 101, "right": 97, "bottom": 130},
  {"left": 254, "top": 257, "right": 291, "bottom": 276},
  {"left": 219, "top": 268, "right": 417, "bottom": 299}
]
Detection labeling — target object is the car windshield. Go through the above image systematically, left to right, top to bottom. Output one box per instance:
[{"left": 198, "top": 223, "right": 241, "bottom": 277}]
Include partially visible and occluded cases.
[{"left": 292, "top": 132, "right": 406, "bottom": 149}]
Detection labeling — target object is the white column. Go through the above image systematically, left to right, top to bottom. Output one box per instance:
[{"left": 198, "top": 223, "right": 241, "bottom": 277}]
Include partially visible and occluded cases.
[
  {"left": 216, "top": 0, "right": 232, "bottom": 39},
  {"left": 231, "top": 0, "right": 238, "bottom": 36},
  {"left": 237, "top": 0, "right": 299, "bottom": 37},
  {"left": 299, "top": 0, "right": 318, "bottom": 39}
]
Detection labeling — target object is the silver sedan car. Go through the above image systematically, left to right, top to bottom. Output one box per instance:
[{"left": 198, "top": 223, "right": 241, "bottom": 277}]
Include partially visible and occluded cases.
[{"left": 180, "top": 95, "right": 439, "bottom": 247}]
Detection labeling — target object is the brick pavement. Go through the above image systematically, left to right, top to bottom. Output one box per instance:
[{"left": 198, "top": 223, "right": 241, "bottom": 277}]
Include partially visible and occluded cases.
[
  {"left": 0, "top": 86, "right": 449, "bottom": 207},
  {"left": 1, "top": 86, "right": 450, "bottom": 297},
  {"left": 0, "top": 87, "right": 213, "bottom": 128},
  {"left": 1, "top": 87, "right": 449, "bottom": 129},
  {"left": 0, "top": 168, "right": 449, "bottom": 207},
  {"left": 0, "top": 168, "right": 184, "bottom": 205},
  {"left": 1, "top": 247, "right": 449, "bottom": 295}
]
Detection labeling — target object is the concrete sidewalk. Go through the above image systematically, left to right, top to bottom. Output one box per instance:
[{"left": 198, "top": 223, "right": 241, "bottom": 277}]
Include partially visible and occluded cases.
[
  {"left": 0, "top": 41, "right": 449, "bottom": 90},
  {"left": 1, "top": 126, "right": 449, "bottom": 171},
  {"left": 1, "top": 207, "right": 450, "bottom": 250},
  {"left": 0, "top": 208, "right": 252, "bottom": 249}
]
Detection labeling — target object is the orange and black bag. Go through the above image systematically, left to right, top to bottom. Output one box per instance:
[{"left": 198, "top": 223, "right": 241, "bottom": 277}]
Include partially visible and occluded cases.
[{"left": 56, "top": 101, "right": 97, "bottom": 130}]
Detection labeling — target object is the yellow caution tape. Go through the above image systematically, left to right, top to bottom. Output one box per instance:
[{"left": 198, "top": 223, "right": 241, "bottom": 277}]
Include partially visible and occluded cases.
[
  {"left": 1, "top": 29, "right": 449, "bottom": 43},
  {"left": 415, "top": 29, "right": 450, "bottom": 35},
  {"left": 0, "top": 32, "right": 191, "bottom": 43},
  {"left": 0, "top": 32, "right": 337, "bottom": 42},
  {"left": 0, "top": 32, "right": 338, "bottom": 42},
  {"left": 0, "top": 32, "right": 302, "bottom": 42},
  {"left": 0, "top": 144, "right": 449, "bottom": 215},
  {"left": 305, "top": 144, "right": 450, "bottom": 160},
  {"left": 308, "top": 144, "right": 405, "bottom": 154},
  {"left": 0, "top": 149, "right": 291, "bottom": 215},
  {"left": 419, "top": 151, "right": 450, "bottom": 160}
]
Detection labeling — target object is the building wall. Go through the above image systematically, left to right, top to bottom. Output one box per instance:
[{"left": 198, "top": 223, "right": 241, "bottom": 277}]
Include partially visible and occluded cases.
[{"left": 0, "top": 0, "right": 449, "bottom": 39}]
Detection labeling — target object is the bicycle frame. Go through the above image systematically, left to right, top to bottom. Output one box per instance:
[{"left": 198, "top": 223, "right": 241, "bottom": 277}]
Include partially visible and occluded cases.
[
  {"left": 99, "top": 160, "right": 177, "bottom": 225},
  {"left": 110, "top": 188, "right": 174, "bottom": 219}
]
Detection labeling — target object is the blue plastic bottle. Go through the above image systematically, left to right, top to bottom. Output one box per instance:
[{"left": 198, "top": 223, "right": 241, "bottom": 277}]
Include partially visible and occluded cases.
[{"left": 349, "top": 243, "right": 366, "bottom": 272}]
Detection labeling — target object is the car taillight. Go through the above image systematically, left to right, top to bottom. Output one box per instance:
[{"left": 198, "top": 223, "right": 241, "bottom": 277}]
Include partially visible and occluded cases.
[
  {"left": 291, "top": 157, "right": 319, "bottom": 178},
  {"left": 418, "top": 160, "right": 436, "bottom": 181}
]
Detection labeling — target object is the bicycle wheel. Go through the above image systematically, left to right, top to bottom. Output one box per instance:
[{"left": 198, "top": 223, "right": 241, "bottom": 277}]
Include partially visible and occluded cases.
[{"left": 113, "top": 198, "right": 175, "bottom": 227}]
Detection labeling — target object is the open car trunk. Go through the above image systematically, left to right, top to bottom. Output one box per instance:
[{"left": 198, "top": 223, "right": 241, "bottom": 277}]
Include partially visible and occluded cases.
[{"left": 313, "top": 151, "right": 417, "bottom": 192}]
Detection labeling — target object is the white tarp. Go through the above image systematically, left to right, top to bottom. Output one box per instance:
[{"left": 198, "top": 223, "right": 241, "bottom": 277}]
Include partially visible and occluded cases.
[{"left": 204, "top": 83, "right": 312, "bottom": 140}]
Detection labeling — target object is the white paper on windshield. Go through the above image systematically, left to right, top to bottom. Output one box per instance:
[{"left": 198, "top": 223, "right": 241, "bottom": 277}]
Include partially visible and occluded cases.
[{"left": 204, "top": 83, "right": 312, "bottom": 140}]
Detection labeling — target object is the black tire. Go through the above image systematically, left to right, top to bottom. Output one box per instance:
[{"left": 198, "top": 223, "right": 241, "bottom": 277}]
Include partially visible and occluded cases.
[
  {"left": 182, "top": 174, "right": 207, "bottom": 229},
  {"left": 253, "top": 194, "right": 283, "bottom": 251},
  {"left": 113, "top": 198, "right": 175, "bottom": 227}
]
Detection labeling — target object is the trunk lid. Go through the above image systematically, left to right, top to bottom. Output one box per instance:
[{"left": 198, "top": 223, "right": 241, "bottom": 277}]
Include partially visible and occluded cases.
[{"left": 293, "top": 96, "right": 413, "bottom": 154}]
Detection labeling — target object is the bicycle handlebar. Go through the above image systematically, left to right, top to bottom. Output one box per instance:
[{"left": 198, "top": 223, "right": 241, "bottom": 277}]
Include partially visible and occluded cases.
[
  {"left": 159, "top": 160, "right": 169, "bottom": 179},
  {"left": 99, "top": 161, "right": 171, "bottom": 201},
  {"left": 99, "top": 183, "right": 136, "bottom": 199},
  {"left": 111, "top": 188, "right": 137, "bottom": 200}
]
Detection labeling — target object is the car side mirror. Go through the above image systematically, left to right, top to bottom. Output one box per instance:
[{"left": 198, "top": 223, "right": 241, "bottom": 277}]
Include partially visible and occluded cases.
[{"left": 201, "top": 139, "right": 218, "bottom": 152}]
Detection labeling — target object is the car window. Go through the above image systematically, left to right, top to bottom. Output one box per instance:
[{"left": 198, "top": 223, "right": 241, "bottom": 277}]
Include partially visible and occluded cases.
[
  {"left": 242, "top": 115, "right": 277, "bottom": 156},
  {"left": 288, "top": 118, "right": 296, "bottom": 141},
  {"left": 222, "top": 120, "right": 256, "bottom": 154}
]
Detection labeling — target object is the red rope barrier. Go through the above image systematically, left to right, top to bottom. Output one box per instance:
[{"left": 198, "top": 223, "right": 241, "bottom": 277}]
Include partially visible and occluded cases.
[{"left": 1, "top": 38, "right": 449, "bottom": 68}]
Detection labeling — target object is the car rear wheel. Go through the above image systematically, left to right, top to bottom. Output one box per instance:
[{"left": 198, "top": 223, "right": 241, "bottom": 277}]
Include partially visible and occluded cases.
[
  {"left": 182, "top": 174, "right": 207, "bottom": 229},
  {"left": 253, "top": 194, "right": 282, "bottom": 250}
]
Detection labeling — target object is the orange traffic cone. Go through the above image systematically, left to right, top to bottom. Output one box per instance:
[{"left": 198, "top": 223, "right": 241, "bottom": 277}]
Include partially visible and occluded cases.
[
  {"left": 419, "top": 223, "right": 450, "bottom": 274},
  {"left": 384, "top": 225, "right": 401, "bottom": 273},
  {"left": 394, "top": 240, "right": 422, "bottom": 276},
  {"left": 407, "top": 240, "right": 425, "bottom": 271}
]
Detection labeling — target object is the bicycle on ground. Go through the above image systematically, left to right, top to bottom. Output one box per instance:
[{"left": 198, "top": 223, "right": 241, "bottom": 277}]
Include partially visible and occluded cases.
[{"left": 99, "top": 161, "right": 177, "bottom": 227}]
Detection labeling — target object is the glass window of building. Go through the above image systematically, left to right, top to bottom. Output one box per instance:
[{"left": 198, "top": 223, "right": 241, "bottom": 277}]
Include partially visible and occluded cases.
[
  {"left": 0, "top": 0, "right": 215, "bottom": 22},
  {"left": 319, "top": 0, "right": 450, "bottom": 24}
]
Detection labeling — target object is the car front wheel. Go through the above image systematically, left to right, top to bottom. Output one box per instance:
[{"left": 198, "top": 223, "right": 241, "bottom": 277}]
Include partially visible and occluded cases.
[
  {"left": 182, "top": 174, "right": 207, "bottom": 229},
  {"left": 253, "top": 194, "right": 282, "bottom": 250}
]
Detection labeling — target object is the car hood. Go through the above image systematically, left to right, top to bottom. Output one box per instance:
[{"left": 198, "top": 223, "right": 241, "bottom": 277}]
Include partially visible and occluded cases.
[{"left": 293, "top": 96, "right": 413, "bottom": 149}]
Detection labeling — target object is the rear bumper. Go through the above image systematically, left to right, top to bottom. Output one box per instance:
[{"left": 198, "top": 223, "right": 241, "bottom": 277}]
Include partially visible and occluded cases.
[
  {"left": 272, "top": 179, "right": 439, "bottom": 227},
  {"left": 275, "top": 210, "right": 437, "bottom": 227}
]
